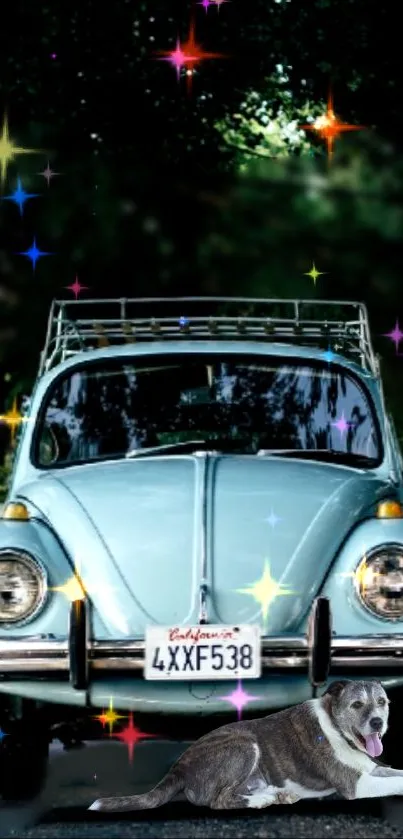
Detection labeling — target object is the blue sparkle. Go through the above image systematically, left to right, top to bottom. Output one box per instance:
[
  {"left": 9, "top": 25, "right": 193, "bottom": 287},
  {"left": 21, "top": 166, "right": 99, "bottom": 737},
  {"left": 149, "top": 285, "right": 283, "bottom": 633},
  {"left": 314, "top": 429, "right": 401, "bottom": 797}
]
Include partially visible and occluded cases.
[
  {"left": 3, "top": 177, "right": 40, "bottom": 217},
  {"left": 18, "top": 237, "right": 52, "bottom": 272},
  {"left": 179, "top": 316, "right": 189, "bottom": 327},
  {"left": 321, "top": 348, "right": 336, "bottom": 364},
  {"left": 0, "top": 727, "right": 8, "bottom": 743},
  {"left": 317, "top": 735, "right": 324, "bottom": 741}
]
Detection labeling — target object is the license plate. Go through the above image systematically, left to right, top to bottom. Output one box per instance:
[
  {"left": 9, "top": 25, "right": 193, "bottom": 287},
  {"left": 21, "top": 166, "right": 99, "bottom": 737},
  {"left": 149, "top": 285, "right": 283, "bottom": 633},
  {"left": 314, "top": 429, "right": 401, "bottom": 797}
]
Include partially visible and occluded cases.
[{"left": 144, "top": 624, "right": 261, "bottom": 680}]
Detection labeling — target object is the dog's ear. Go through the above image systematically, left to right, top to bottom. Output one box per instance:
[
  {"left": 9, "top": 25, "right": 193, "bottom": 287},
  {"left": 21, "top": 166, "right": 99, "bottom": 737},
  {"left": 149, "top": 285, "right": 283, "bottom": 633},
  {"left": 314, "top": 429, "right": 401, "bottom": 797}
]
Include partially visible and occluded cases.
[{"left": 323, "top": 680, "right": 351, "bottom": 698}]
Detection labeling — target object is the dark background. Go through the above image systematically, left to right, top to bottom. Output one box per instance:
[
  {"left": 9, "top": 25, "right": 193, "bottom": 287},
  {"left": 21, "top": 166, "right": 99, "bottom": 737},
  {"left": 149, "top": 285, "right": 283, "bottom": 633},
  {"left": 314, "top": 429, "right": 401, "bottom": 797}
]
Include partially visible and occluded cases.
[{"left": 0, "top": 0, "right": 402, "bottom": 486}]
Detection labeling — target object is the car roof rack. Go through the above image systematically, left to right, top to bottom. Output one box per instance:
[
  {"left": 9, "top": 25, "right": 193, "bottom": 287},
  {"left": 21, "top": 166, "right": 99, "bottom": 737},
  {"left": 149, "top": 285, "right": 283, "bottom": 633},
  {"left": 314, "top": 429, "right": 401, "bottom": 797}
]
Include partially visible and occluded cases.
[{"left": 38, "top": 296, "right": 378, "bottom": 377}]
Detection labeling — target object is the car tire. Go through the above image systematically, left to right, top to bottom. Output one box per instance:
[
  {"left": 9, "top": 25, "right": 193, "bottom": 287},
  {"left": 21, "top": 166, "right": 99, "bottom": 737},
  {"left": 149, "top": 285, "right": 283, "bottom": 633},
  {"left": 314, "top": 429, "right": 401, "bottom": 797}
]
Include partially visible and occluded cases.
[{"left": 0, "top": 717, "right": 49, "bottom": 802}]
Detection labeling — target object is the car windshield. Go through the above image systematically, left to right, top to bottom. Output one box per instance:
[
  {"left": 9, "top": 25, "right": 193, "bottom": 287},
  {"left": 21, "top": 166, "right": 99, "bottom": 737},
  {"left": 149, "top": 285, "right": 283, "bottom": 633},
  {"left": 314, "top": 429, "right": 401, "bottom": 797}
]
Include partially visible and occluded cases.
[{"left": 34, "top": 354, "right": 382, "bottom": 467}]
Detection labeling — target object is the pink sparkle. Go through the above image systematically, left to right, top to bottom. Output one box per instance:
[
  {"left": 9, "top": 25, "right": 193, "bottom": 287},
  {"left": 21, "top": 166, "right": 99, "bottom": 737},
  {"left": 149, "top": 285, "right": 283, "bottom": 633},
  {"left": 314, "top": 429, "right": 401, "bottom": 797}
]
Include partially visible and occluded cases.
[
  {"left": 198, "top": 0, "right": 211, "bottom": 9},
  {"left": 213, "top": 0, "right": 229, "bottom": 8},
  {"left": 157, "top": 38, "right": 197, "bottom": 81},
  {"left": 51, "top": 53, "right": 57, "bottom": 59},
  {"left": 38, "top": 161, "right": 60, "bottom": 187},
  {"left": 65, "top": 276, "right": 88, "bottom": 299},
  {"left": 383, "top": 320, "right": 403, "bottom": 354},
  {"left": 331, "top": 411, "right": 350, "bottom": 435},
  {"left": 219, "top": 680, "right": 261, "bottom": 721},
  {"left": 113, "top": 714, "right": 156, "bottom": 763}
]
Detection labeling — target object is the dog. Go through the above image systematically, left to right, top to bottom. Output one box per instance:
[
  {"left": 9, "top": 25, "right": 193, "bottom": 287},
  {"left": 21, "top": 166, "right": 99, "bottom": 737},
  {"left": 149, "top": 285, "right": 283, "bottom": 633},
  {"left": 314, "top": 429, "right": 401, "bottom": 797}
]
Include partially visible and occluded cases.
[{"left": 88, "top": 679, "right": 403, "bottom": 812}]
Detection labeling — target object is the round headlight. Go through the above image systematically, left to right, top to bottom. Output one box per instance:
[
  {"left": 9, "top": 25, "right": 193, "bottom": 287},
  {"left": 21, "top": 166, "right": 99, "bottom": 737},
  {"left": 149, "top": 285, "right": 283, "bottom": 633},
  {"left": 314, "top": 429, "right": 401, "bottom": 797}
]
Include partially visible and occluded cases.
[
  {"left": 355, "top": 545, "right": 403, "bottom": 620},
  {"left": 0, "top": 550, "right": 47, "bottom": 625}
]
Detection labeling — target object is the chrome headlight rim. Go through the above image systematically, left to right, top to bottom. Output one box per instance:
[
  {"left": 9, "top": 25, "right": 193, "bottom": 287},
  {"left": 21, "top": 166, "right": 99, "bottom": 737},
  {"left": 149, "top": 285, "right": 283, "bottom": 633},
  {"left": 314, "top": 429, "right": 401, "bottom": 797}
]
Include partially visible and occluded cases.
[
  {"left": 354, "top": 542, "right": 403, "bottom": 623},
  {"left": 0, "top": 547, "right": 48, "bottom": 627}
]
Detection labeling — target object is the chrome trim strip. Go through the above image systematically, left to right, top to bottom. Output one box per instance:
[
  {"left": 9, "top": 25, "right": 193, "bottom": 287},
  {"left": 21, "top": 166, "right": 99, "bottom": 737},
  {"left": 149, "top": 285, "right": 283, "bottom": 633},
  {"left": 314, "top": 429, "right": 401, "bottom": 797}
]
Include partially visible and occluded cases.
[
  {"left": 195, "top": 452, "right": 210, "bottom": 624},
  {"left": 2, "top": 635, "right": 403, "bottom": 673}
]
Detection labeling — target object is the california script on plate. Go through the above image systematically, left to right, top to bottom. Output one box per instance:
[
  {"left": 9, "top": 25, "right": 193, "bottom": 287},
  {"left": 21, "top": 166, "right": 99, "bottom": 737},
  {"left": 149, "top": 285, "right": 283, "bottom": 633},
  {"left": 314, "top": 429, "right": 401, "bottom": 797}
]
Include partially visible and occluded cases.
[{"left": 144, "top": 625, "right": 261, "bottom": 680}]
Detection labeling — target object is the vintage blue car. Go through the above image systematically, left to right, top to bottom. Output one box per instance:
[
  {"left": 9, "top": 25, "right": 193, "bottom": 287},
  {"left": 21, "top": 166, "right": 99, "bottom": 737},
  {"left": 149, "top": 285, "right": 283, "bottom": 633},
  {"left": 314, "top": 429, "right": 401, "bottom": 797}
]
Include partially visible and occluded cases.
[{"left": 1, "top": 295, "right": 403, "bottom": 799}]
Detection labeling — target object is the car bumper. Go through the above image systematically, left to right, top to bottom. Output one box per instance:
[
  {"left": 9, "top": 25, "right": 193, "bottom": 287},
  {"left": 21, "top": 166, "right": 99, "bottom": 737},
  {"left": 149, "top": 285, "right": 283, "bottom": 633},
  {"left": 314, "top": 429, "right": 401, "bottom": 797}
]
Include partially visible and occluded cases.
[{"left": 1, "top": 634, "right": 403, "bottom": 675}]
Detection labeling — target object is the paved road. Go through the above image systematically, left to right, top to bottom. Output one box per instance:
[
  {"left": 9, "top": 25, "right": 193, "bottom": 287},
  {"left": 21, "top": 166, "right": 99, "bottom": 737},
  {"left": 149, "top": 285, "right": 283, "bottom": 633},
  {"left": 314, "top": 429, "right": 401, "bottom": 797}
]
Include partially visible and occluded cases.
[{"left": 2, "top": 739, "right": 403, "bottom": 839}]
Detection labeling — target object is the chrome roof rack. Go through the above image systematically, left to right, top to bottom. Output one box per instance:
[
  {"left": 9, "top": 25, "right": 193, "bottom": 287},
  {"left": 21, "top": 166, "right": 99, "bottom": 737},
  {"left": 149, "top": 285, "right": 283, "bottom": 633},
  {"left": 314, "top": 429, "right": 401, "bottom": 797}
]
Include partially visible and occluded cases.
[{"left": 38, "top": 297, "right": 378, "bottom": 377}]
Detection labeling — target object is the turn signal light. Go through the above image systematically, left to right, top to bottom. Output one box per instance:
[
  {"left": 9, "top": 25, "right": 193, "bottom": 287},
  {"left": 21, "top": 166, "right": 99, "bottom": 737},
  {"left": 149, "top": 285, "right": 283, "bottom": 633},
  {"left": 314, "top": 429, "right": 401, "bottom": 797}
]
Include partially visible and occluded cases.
[
  {"left": 2, "top": 501, "right": 30, "bottom": 521},
  {"left": 376, "top": 501, "right": 403, "bottom": 519}
]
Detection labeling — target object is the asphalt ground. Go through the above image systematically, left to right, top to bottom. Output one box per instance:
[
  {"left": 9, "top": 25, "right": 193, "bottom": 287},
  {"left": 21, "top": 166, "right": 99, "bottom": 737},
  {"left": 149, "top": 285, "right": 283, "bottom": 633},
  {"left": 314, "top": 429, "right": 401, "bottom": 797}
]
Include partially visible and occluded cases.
[{"left": 2, "top": 738, "right": 403, "bottom": 839}]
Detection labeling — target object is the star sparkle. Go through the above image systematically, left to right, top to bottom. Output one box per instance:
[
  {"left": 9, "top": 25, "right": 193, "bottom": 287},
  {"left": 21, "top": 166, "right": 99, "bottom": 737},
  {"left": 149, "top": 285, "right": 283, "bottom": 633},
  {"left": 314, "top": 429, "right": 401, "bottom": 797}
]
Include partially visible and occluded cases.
[
  {"left": 198, "top": 0, "right": 212, "bottom": 10},
  {"left": 156, "top": 21, "right": 225, "bottom": 85},
  {"left": 300, "top": 90, "right": 365, "bottom": 161},
  {"left": 0, "top": 114, "right": 40, "bottom": 188},
  {"left": 38, "top": 161, "right": 60, "bottom": 187},
  {"left": 3, "top": 177, "right": 39, "bottom": 216},
  {"left": 18, "top": 237, "right": 52, "bottom": 272},
  {"left": 304, "top": 262, "right": 326, "bottom": 286},
  {"left": 66, "top": 276, "right": 88, "bottom": 299},
  {"left": 383, "top": 320, "right": 403, "bottom": 354},
  {"left": 321, "top": 348, "right": 336, "bottom": 364},
  {"left": 0, "top": 397, "right": 29, "bottom": 442},
  {"left": 331, "top": 411, "right": 350, "bottom": 436},
  {"left": 265, "top": 509, "right": 282, "bottom": 528},
  {"left": 51, "top": 554, "right": 114, "bottom": 603},
  {"left": 338, "top": 554, "right": 379, "bottom": 592},
  {"left": 236, "top": 559, "right": 295, "bottom": 625},
  {"left": 219, "top": 680, "right": 261, "bottom": 721},
  {"left": 94, "top": 697, "right": 126, "bottom": 736},
  {"left": 113, "top": 714, "right": 156, "bottom": 763},
  {"left": 0, "top": 727, "right": 8, "bottom": 743}
]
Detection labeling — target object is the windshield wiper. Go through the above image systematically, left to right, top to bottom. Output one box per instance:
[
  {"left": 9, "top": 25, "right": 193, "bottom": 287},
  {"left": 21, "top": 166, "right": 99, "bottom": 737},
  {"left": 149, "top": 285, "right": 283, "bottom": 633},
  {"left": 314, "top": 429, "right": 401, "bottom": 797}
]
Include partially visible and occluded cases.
[
  {"left": 126, "top": 440, "right": 208, "bottom": 459},
  {"left": 257, "top": 448, "right": 377, "bottom": 467}
]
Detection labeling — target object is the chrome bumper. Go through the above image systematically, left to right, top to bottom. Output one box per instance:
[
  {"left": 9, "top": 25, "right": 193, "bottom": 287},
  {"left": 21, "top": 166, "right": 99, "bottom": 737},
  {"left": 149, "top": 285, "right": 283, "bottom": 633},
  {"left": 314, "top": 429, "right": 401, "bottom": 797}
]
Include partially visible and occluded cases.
[{"left": 1, "top": 635, "right": 403, "bottom": 675}]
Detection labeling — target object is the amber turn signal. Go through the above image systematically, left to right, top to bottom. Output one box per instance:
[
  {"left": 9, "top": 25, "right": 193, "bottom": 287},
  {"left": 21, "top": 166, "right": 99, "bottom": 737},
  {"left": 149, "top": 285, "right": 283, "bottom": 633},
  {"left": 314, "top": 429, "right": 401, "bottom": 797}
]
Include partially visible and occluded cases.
[
  {"left": 376, "top": 500, "right": 403, "bottom": 519},
  {"left": 2, "top": 502, "right": 30, "bottom": 521}
]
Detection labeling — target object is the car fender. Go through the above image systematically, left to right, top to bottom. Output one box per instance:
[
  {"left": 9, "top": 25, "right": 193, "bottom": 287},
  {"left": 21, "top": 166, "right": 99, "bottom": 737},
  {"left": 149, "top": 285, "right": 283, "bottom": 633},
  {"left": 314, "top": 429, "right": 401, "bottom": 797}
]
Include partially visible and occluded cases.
[
  {"left": 321, "top": 517, "right": 403, "bottom": 635},
  {"left": 0, "top": 518, "right": 108, "bottom": 637}
]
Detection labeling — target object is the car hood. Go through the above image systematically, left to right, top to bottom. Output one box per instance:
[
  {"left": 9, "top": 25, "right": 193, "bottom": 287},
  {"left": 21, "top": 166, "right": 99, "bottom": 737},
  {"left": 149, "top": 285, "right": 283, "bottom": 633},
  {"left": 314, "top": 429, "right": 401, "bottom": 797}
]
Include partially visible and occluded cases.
[{"left": 19, "top": 455, "right": 390, "bottom": 638}]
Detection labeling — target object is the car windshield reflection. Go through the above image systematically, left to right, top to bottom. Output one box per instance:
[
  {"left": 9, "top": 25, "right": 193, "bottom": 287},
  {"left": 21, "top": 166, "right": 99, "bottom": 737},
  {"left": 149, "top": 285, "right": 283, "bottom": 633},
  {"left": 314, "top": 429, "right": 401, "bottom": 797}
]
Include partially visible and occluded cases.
[{"left": 34, "top": 354, "right": 382, "bottom": 468}]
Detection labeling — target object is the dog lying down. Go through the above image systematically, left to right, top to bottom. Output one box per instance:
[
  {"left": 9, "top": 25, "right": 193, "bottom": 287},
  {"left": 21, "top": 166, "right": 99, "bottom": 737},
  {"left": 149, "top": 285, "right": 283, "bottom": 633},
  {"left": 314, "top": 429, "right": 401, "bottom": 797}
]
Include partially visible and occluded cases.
[{"left": 89, "top": 679, "right": 403, "bottom": 813}]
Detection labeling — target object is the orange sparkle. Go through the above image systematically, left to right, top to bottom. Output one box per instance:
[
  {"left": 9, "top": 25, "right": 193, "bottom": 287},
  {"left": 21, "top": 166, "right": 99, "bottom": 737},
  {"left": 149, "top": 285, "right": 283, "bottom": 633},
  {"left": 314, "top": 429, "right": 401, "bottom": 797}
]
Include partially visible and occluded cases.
[
  {"left": 301, "top": 90, "right": 365, "bottom": 160},
  {"left": 0, "top": 397, "right": 29, "bottom": 442},
  {"left": 94, "top": 697, "right": 126, "bottom": 735}
]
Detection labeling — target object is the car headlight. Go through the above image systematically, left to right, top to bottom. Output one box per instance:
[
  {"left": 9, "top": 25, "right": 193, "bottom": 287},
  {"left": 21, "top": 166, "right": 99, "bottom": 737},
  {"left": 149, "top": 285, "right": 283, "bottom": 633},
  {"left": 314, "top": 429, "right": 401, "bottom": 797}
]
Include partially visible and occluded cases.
[
  {"left": 355, "top": 544, "right": 403, "bottom": 620},
  {"left": 0, "top": 550, "right": 47, "bottom": 625}
]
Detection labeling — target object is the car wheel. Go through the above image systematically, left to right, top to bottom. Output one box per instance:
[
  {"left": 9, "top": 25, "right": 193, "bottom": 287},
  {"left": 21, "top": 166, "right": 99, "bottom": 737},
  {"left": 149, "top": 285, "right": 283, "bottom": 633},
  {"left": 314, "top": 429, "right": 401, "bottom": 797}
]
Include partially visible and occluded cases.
[{"left": 0, "top": 716, "right": 49, "bottom": 802}]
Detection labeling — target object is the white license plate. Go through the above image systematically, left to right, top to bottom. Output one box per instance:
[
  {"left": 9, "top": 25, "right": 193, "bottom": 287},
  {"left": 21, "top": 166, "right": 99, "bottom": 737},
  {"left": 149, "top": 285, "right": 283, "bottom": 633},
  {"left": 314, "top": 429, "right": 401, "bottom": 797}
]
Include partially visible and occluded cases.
[{"left": 145, "top": 624, "right": 261, "bottom": 680}]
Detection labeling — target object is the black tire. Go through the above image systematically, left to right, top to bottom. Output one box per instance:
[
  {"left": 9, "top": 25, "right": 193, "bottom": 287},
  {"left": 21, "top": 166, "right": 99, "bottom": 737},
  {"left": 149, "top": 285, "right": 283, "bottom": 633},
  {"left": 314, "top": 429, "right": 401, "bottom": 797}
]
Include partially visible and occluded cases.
[
  {"left": 308, "top": 596, "right": 332, "bottom": 688},
  {"left": 69, "top": 598, "right": 89, "bottom": 690},
  {"left": 0, "top": 718, "right": 49, "bottom": 801}
]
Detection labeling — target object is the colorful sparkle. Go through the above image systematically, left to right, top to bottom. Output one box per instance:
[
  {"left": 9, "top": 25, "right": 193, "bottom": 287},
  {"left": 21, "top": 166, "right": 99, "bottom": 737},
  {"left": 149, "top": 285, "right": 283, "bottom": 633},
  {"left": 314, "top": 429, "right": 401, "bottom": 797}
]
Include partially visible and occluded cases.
[
  {"left": 198, "top": 0, "right": 212, "bottom": 10},
  {"left": 212, "top": 0, "right": 229, "bottom": 9},
  {"left": 156, "top": 21, "right": 225, "bottom": 85},
  {"left": 300, "top": 90, "right": 365, "bottom": 161},
  {"left": 0, "top": 114, "right": 40, "bottom": 187},
  {"left": 38, "top": 161, "right": 60, "bottom": 187},
  {"left": 3, "top": 177, "right": 39, "bottom": 216},
  {"left": 18, "top": 237, "right": 52, "bottom": 272},
  {"left": 304, "top": 262, "right": 326, "bottom": 286},
  {"left": 66, "top": 277, "right": 89, "bottom": 299},
  {"left": 383, "top": 320, "right": 403, "bottom": 354},
  {"left": 321, "top": 348, "right": 336, "bottom": 364},
  {"left": 0, "top": 397, "right": 29, "bottom": 442},
  {"left": 331, "top": 411, "right": 350, "bottom": 435},
  {"left": 265, "top": 509, "right": 282, "bottom": 528},
  {"left": 51, "top": 554, "right": 117, "bottom": 605},
  {"left": 339, "top": 554, "right": 379, "bottom": 593},
  {"left": 236, "top": 559, "right": 295, "bottom": 624},
  {"left": 219, "top": 680, "right": 261, "bottom": 721},
  {"left": 94, "top": 697, "right": 126, "bottom": 735},
  {"left": 113, "top": 714, "right": 156, "bottom": 763},
  {"left": 0, "top": 727, "right": 8, "bottom": 743}
]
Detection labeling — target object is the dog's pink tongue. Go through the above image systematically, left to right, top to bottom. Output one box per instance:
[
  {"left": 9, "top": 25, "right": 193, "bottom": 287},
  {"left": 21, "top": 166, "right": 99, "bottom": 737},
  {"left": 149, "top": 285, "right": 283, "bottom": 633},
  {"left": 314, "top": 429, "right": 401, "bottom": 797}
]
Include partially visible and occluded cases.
[{"left": 365, "top": 733, "right": 383, "bottom": 758}]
